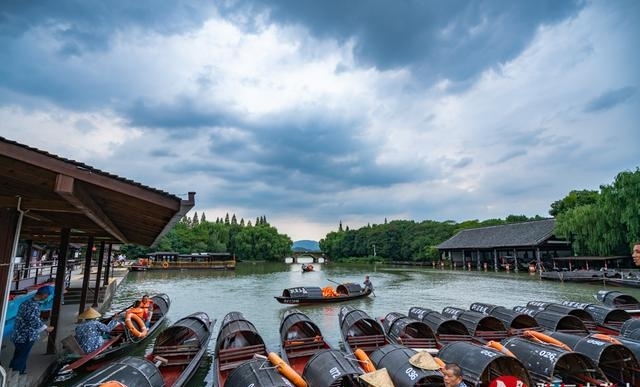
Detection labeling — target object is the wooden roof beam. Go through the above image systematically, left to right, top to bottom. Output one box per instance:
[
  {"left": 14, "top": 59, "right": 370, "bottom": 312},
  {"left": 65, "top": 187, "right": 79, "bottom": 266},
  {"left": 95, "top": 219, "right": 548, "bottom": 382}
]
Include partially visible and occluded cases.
[{"left": 54, "top": 174, "right": 128, "bottom": 243}]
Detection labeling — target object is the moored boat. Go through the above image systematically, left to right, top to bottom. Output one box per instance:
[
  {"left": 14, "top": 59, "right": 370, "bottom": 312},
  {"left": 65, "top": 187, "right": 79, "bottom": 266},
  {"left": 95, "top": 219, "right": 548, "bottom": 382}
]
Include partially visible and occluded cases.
[
  {"left": 130, "top": 251, "right": 236, "bottom": 271},
  {"left": 275, "top": 283, "right": 372, "bottom": 305},
  {"left": 595, "top": 290, "right": 640, "bottom": 317},
  {"left": 58, "top": 293, "right": 171, "bottom": 375},
  {"left": 469, "top": 302, "right": 540, "bottom": 337},
  {"left": 339, "top": 306, "right": 389, "bottom": 356},
  {"left": 440, "top": 306, "right": 508, "bottom": 343},
  {"left": 407, "top": 307, "right": 472, "bottom": 346},
  {"left": 279, "top": 309, "right": 331, "bottom": 376},
  {"left": 68, "top": 311, "right": 214, "bottom": 387},
  {"left": 213, "top": 311, "right": 269, "bottom": 387},
  {"left": 145, "top": 312, "right": 214, "bottom": 387},
  {"left": 380, "top": 312, "right": 438, "bottom": 353},
  {"left": 368, "top": 344, "right": 444, "bottom": 387}
]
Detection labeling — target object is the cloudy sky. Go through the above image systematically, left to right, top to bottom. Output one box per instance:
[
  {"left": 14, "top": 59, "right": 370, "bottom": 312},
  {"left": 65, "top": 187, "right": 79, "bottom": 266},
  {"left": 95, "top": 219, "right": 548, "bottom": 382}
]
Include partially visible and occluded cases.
[{"left": 1, "top": 1, "right": 638, "bottom": 242}]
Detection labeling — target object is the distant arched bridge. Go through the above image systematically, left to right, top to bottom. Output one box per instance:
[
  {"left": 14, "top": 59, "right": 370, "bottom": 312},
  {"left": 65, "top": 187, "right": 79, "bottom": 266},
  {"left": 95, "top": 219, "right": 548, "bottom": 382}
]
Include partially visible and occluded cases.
[{"left": 286, "top": 251, "right": 328, "bottom": 263}]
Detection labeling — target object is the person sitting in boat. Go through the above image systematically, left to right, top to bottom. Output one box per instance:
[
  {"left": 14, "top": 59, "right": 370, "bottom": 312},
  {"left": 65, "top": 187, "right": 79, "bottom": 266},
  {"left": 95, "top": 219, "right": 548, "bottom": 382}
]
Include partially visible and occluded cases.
[
  {"left": 363, "top": 275, "right": 373, "bottom": 292},
  {"left": 139, "top": 294, "right": 154, "bottom": 327},
  {"left": 125, "top": 300, "right": 148, "bottom": 325},
  {"left": 75, "top": 307, "right": 121, "bottom": 354},
  {"left": 443, "top": 363, "right": 468, "bottom": 387}
]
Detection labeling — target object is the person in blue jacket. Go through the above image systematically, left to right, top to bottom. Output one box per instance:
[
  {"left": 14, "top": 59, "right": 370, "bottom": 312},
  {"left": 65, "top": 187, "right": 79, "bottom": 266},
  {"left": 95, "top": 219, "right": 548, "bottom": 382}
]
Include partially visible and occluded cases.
[{"left": 9, "top": 287, "right": 54, "bottom": 375}]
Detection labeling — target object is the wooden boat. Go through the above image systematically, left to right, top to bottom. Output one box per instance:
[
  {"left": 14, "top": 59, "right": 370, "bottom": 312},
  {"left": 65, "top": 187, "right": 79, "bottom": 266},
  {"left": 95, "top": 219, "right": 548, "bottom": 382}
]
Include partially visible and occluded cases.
[
  {"left": 301, "top": 264, "right": 314, "bottom": 272},
  {"left": 275, "top": 283, "right": 372, "bottom": 305},
  {"left": 595, "top": 290, "right": 640, "bottom": 317},
  {"left": 58, "top": 293, "right": 171, "bottom": 375},
  {"left": 339, "top": 305, "right": 389, "bottom": 356},
  {"left": 407, "top": 307, "right": 473, "bottom": 346},
  {"left": 279, "top": 309, "right": 331, "bottom": 375},
  {"left": 213, "top": 311, "right": 269, "bottom": 387},
  {"left": 68, "top": 312, "right": 214, "bottom": 387},
  {"left": 145, "top": 312, "right": 214, "bottom": 387},
  {"left": 380, "top": 312, "right": 438, "bottom": 353}
]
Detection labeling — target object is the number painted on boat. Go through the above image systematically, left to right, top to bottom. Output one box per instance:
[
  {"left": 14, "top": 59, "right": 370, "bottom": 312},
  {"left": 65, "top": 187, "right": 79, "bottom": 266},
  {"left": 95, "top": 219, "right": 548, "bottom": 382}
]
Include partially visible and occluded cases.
[
  {"left": 470, "top": 304, "right": 490, "bottom": 314},
  {"left": 586, "top": 339, "right": 606, "bottom": 346},
  {"left": 480, "top": 349, "right": 498, "bottom": 358},
  {"left": 536, "top": 350, "right": 556, "bottom": 362},
  {"left": 329, "top": 367, "right": 341, "bottom": 378},
  {"left": 405, "top": 367, "right": 418, "bottom": 381}
]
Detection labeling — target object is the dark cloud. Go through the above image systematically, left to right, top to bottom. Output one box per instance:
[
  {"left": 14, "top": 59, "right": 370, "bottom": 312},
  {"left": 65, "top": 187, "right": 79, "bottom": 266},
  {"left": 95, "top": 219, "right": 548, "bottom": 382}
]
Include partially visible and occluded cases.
[
  {"left": 222, "top": 0, "right": 584, "bottom": 85},
  {"left": 583, "top": 86, "right": 637, "bottom": 113}
]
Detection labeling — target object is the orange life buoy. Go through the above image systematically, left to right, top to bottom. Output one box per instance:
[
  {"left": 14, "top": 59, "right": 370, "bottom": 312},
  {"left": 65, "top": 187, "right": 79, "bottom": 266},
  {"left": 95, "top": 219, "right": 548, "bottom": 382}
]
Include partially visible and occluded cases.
[
  {"left": 162, "top": 261, "right": 169, "bottom": 269},
  {"left": 125, "top": 313, "right": 148, "bottom": 338},
  {"left": 523, "top": 330, "right": 571, "bottom": 351},
  {"left": 486, "top": 340, "right": 516, "bottom": 357},
  {"left": 354, "top": 348, "right": 376, "bottom": 373},
  {"left": 268, "top": 352, "right": 307, "bottom": 387},
  {"left": 99, "top": 381, "right": 127, "bottom": 387}
]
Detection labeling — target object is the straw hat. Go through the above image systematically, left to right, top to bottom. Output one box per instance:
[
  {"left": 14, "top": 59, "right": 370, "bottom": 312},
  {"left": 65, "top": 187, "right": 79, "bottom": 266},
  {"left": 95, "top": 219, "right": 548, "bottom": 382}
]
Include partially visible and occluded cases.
[
  {"left": 78, "top": 307, "right": 102, "bottom": 320},
  {"left": 409, "top": 351, "right": 440, "bottom": 370},
  {"left": 359, "top": 368, "right": 394, "bottom": 387}
]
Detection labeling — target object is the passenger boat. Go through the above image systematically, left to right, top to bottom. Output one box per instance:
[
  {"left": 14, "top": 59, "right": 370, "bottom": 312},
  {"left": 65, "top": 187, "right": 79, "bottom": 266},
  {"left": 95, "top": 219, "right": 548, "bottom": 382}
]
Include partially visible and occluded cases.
[
  {"left": 130, "top": 251, "right": 236, "bottom": 271},
  {"left": 301, "top": 264, "right": 314, "bottom": 272},
  {"left": 275, "top": 283, "right": 372, "bottom": 305},
  {"left": 595, "top": 290, "right": 640, "bottom": 317},
  {"left": 58, "top": 293, "right": 171, "bottom": 374},
  {"left": 339, "top": 305, "right": 389, "bottom": 356},
  {"left": 440, "top": 306, "right": 508, "bottom": 343},
  {"left": 407, "top": 307, "right": 472, "bottom": 346},
  {"left": 279, "top": 309, "right": 331, "bottom": 375},
  {"left": 68, "top": 311, "right": 214, "bottom": 387},
  {"left": 213, "top": 311, "right": 269, "bottom": 387},
  {"left": 145, "top": 312, "right": 214, "bottom": 387},
  {"left": 380, "top": 312, "right": 438, "bottom": 353}
]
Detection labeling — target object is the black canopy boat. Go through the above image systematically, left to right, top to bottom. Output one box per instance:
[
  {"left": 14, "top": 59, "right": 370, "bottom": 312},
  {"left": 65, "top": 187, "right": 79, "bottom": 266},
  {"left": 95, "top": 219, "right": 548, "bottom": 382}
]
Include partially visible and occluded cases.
[
  {"left": 275, "top": 283, "right": 372, "bottom": 305},
  {"left": 595, "top": 290, "right": 640, "bottom": 318},
  {"left": 58, "top": 293, "right": 171, "bottom": 375},
  {"left": 339, "top": 305, "right": 389, "bottom": 357},
  {"left": 407, "top": 307, "right": 472, "bottom": 346},
  {"left": 279, "top": 309, "right": 332, "bottom": 376},
  {"left": 213, "top": 311, "right": 269, "bottom": 387},
  {"left": 68, "top": 312, "right": 214, "bottom": 387},
  {"left": 380, "top": 312, "right": 438, "bottom": 353}
]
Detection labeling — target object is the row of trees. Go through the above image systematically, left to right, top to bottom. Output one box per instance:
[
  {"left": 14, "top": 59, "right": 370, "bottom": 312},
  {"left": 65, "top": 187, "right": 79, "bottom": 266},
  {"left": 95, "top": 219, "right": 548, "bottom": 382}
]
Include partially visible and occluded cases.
[
  {"left": 121, "top": 168, "right": 639, "bottom": 261},
  {"left": 120, "top": 214, "right": 292, "bottom": 261}
]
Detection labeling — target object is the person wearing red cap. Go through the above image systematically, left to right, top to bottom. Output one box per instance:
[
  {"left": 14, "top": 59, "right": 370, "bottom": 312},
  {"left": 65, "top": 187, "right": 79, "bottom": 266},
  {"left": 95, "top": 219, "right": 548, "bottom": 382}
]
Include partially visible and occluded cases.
[{"left": 9, "top": 287, "right": 54, "bottom": 375}]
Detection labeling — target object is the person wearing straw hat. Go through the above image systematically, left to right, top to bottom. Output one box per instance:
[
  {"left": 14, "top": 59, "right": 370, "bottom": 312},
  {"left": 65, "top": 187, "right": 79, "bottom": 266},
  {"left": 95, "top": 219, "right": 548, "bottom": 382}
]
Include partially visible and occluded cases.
[
  {"left": 9, "top": 286, "right": 54, "bottom": 375},
  {"left": 75, "top": 307, "right": 121, "bottom": 353},
  {"left": 443, "top": 363, "right": 468, "bottom": 387}
]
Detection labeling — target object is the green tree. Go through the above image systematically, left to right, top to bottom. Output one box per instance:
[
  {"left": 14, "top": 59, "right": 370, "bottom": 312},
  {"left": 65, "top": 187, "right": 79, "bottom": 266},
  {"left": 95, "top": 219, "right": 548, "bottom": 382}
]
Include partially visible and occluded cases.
[{"left": 549, "top": 189, "right": 599, "bottom": 217}]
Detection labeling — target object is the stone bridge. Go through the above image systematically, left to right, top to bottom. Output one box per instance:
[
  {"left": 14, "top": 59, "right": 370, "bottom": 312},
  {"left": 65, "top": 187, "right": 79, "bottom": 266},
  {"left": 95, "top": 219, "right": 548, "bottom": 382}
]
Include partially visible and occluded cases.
[{"left": 287, "top": 251, "right": 328, "bottom": 263}]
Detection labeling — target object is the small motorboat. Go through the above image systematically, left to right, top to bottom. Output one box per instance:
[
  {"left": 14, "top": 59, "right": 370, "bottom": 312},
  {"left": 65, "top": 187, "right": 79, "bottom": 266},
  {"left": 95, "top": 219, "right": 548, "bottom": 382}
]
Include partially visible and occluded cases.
[{"left": 301, "top": 264, "right": 314, "bottom": 272}]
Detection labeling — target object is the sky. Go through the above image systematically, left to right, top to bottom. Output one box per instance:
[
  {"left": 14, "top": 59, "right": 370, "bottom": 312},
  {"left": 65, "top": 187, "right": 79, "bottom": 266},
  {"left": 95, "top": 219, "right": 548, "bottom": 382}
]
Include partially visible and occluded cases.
[{"left": 1, "top": 1, "right": 638, "bottom": 242}]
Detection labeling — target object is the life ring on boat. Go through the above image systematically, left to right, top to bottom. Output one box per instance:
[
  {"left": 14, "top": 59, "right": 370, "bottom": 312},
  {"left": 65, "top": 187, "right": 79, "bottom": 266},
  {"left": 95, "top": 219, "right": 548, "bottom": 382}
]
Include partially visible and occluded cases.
[
  {"left": 162, "top": 261, "right": 169, "bottom": 269},
  {"left": 125, "top": 313, "right": 148, "bottom": 338},
  {"left": 523, "top": 330, "right": 571, "bottom": 351},
  {"left": 591, "top": 333, "right": 621, "bottom": 345},
  {"left": 486, "top": 340, "right": 515, "bottom": 357},
  {"left": 354, "top": 348, "right": 376, "bottom": 373},
  {"left": 268, "top": 352, "right": 307, "bottom": 387},
  {"left": 99, "top": 381, "right": 127, "bottom": 387}
]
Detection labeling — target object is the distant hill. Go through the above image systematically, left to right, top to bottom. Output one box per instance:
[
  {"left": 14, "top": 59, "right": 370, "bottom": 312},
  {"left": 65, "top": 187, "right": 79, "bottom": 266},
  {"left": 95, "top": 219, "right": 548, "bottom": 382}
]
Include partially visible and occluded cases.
[{"left": 292, "top": 240, "right": 320, "bottom": 252}]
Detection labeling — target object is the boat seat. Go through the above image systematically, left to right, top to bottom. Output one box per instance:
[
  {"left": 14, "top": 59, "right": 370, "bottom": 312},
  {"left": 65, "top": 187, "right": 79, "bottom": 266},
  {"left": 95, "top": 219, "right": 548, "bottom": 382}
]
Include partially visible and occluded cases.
[
  {"left": 61, "top": 334, "right": 86, "bottom": 356},
  {"left": 346, "top": 335, "right": 386, "bottom": 352},
  {"left": 396, "top": 337, "right": 438, "bottom": 349},
  {"left": 285, "top": 339, "right": 326, "bottom": 358},
  {"left": 218, "top": 343, "right": 266, "bottom": 371}
]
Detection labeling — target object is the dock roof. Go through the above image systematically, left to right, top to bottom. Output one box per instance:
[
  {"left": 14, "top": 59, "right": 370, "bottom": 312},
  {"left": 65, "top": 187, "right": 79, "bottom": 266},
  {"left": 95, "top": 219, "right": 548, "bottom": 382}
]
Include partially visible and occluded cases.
[
  {"left": 0, "top": 136, "right": 194, "bottom": 246},
  {"left": 437, "top": 219, "right": 557, "bottom": 250}
]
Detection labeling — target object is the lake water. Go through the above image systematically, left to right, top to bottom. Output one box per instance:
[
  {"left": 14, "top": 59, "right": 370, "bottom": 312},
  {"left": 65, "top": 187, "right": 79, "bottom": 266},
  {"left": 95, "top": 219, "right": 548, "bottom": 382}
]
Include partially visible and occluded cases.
[{"left": 54, "top": 261, "right": 640, "bottom": 387}]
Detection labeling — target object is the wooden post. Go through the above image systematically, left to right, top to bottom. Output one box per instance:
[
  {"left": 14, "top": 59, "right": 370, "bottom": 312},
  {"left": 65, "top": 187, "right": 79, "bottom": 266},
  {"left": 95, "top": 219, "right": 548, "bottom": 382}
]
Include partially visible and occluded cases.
[
  {"left": 47, "top": 228, "right": 70, "bottom": 354},
  {"left": 78, "top": 236, "right": 94, "bottom": 316}
]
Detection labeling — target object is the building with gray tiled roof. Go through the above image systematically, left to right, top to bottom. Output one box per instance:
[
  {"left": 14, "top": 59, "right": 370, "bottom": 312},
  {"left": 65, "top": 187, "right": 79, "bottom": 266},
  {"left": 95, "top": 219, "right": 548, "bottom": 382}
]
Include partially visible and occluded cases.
[{"left": 436, "top": 219, "right": 571, "bottom": 271}]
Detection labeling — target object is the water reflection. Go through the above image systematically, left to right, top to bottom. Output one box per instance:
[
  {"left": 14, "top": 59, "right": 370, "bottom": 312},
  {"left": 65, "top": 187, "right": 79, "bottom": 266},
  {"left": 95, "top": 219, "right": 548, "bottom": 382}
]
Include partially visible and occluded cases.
[{"left": 56, "top": 263, "right": 640, "bottom": 387}]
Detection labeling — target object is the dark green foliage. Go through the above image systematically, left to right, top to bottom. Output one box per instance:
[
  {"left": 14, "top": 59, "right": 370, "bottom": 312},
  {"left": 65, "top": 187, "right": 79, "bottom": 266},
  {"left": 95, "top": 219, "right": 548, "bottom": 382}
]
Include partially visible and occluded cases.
[
  {"left": 554, "top": 168, "right": 640, "bottom": 255},
  {"left": 549, "top": 189, "right": 599, "bottom": 216},
  {"left": 121, "top": 213, "right": 292, "bottom": 261}
]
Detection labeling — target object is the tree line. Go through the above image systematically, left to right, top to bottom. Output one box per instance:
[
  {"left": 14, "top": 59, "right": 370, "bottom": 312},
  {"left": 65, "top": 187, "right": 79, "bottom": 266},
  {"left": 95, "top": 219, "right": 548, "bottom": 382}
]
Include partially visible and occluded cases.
[{"left": 121, "top": 168, "right": 639, "bottom": 261}]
